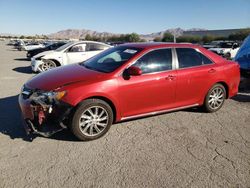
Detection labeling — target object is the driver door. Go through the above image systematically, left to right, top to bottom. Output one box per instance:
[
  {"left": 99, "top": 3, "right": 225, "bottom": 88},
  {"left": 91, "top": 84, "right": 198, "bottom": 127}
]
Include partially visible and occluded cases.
[{"left": 118, "top": 48, "right": 177, "bottom": 118}]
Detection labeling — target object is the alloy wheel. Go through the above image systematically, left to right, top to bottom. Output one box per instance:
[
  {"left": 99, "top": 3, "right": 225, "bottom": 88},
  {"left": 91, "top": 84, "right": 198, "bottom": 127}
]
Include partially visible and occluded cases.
[
  {"left": 40, "top": 60, "right": 56, "bottom": 72},
  {"left": 208, "top": 87, "right": 225, "bottom": 110},
  {"left": 79, "top": 106, "right": 109, "bottom": 137}
]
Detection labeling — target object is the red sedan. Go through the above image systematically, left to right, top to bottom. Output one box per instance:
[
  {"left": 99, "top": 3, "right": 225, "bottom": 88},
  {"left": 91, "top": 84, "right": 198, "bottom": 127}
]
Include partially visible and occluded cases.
[{"left": 19, "top": 43, "right": 240, "bottom": 140}]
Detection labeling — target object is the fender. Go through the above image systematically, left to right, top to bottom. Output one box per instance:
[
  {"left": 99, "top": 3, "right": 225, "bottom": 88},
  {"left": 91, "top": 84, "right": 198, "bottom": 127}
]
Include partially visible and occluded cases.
[{"left": 73, "top": 92, "right": 121, "bottom": 122}]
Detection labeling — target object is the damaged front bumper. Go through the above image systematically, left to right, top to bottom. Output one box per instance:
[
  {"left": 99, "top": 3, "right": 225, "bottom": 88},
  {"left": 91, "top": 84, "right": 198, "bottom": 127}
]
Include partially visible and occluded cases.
[{"left": 19, "top": 86, "right": 73, "bottom": 138}]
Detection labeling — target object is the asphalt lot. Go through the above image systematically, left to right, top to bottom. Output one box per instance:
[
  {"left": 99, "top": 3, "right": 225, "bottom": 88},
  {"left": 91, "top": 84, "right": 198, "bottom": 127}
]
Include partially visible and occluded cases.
[{"left": 0, "top": 41, "right": 250, "bottom": 188}]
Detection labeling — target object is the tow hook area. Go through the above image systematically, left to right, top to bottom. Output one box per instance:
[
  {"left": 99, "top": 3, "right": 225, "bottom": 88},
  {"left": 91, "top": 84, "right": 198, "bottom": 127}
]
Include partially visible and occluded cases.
[{"left": 25, "top": 119, "right": 66, "bottom": 138}]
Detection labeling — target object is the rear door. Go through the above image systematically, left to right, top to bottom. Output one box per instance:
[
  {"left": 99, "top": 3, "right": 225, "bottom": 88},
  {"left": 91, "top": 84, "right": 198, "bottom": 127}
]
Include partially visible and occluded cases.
[
  {"left": 65, "top": 43, "right": 87, "bottom": 64},
  {"left": 118, "top": 48, "right": 177, "bottom": 118},
  {"left": 175, "top": 48, "right": 216, "bottom": 107}
]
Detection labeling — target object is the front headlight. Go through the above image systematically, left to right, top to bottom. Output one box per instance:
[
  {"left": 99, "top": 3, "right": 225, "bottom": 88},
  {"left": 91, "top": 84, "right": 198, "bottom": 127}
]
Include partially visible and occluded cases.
[
  {"left": 219, "top": 50, "right": 224, "bottom": 54},
  {"left": 41, "top": 91, "right": 67, "bottom": 100}
]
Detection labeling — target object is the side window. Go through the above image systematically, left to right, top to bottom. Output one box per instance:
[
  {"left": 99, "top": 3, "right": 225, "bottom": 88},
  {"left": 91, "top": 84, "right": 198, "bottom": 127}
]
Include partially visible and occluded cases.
[
  {"left": 86, "top": 43, "right": 106, "bottom": 51},
  {"left": 69, "top": 44, "right": 86, "bottom": 52},
  {"left": 176, "top": 48, "right": 203, "bottom": 68},
  {"left": 133, "top": 49, "right": 172, "bottom": 74},
  {"left": 201, "top": 54, "right": 213, "bottom": 65}
]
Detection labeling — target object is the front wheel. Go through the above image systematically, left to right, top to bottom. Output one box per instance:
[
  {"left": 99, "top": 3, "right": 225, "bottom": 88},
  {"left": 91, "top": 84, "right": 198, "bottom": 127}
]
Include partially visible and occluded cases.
[
  {"left": 224, "top": 53, "right": 231, "bottom": 60},
  {"left": 40, "top": 59, "right": 57, "bottom": 72},
  {"left": 203, "top": 84, "right": 226, "bottom": 113},
  {"left": 70, "top": 99, "right": 113, "bottom": 141}
]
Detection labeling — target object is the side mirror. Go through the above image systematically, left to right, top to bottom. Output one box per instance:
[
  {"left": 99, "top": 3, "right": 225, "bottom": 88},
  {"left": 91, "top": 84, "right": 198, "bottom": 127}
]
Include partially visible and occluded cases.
[{"left": 127, "top": 66, "right": 142, "bottom": 76}]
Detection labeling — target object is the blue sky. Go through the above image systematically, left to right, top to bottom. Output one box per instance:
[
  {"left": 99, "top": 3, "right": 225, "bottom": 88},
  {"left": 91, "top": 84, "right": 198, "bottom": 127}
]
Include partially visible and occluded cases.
[{"left": 0, "top": 0, "right": 249, "bottom": 35}]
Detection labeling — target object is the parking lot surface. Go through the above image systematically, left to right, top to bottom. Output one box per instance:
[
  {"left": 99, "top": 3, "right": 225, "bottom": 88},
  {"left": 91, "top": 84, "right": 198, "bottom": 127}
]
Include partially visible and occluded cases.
[{"left": 0, "top": 41, "right": 250, "bottom": 188}]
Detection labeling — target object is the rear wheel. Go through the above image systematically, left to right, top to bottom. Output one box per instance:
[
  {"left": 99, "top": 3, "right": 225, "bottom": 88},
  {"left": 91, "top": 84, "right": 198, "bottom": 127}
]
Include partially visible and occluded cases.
[
  {"left": 203, "top": 84, "right": 226, "bottom": 113},
  {"left": 70, "top": 99, "right": 113, "bottom": 141}
]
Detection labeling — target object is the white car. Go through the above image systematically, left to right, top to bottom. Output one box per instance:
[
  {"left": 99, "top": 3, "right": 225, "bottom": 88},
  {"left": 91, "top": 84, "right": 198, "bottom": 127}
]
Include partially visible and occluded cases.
[
  {"left": 31, "top": 41, "right": 111, "bottom": 73},
  {"left": 209, "top": 41, "right": 240, "bottom": 59},
  {"left": 24, "top": 43, "right": 45, "bottom": 51}
]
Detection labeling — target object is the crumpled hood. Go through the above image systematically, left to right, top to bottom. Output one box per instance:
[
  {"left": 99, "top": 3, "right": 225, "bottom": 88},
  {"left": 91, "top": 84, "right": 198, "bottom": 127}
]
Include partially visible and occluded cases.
[{"left": 26, "top": 64, "right": 105, "bottom": 91}]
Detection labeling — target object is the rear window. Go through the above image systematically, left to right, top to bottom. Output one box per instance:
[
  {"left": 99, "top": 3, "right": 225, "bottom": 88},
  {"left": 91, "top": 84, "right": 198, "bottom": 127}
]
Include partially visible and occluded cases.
[
  {"left": 86, "top": 43, "right": 108, "bottom": 51},
  {"left": 176, "top": 48, "right": 213, "bottom": 68}
]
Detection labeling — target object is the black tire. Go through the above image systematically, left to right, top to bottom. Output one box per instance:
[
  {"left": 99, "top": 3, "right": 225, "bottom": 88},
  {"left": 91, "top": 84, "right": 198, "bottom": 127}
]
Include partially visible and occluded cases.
[
  {"left": 225, "top": 53, "right": 231, "bottom": 60},
  {"left": 39, "top": 59, "right": 57, "bottom": 72},
  {"left": 203, "top": 84, "right": 226, "bottom": 113},
  {"left": 70, "top": 99, "right": 113, "bottom": 141}
]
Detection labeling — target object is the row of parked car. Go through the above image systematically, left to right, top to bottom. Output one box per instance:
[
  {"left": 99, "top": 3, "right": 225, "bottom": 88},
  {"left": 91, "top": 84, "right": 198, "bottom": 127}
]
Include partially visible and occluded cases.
[
  {"left": 9, "top": 37, "right": 250, "bottom": 78},
  {"left": 9, "top": 39, "right": 112, "bottom": 72}
]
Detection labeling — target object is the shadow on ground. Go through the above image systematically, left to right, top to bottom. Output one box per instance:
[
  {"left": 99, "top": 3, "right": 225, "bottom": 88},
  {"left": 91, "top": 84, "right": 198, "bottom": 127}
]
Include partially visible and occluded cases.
[
  {"left": 14, "top": 58, "right": 30, "bottom": 61},
  {"left": 12, "top": 66, "right": 33, "bottom": 74},
  {"left": 232, "top": 79, "right": 250, "bottom": 102},
  {"left": 232, "top": 93, "right": 250, "bottom": 102},
  {"left": 0, "top": 95, "right": 27, "bottom": 140}
]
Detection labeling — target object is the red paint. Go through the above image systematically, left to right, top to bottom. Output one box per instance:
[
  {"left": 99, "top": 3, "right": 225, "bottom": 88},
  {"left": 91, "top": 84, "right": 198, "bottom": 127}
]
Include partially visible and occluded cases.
[{"left": 20, "top": 43, "right": 240, "bottom": 122}]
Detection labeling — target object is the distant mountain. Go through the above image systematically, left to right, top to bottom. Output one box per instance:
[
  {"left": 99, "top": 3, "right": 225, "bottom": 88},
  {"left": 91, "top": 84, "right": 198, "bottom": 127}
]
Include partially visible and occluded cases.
[
  {"left": 46, "top": 27, "right": 249, "bottom": 41},
  {"left": 48, "top": 28, "right": 206, "bottom": 40},
  {"left": 140, "top": 28, "right": 186, "bottom": 41},
  {"left": 48, "top": 29, "right": 118, "bottom": 39}
]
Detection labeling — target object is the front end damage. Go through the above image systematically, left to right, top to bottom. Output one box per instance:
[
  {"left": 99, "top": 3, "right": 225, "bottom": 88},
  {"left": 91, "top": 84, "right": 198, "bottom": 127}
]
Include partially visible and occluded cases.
[{"left": 19, "top": 85, "right": 73, "bottom": 138}]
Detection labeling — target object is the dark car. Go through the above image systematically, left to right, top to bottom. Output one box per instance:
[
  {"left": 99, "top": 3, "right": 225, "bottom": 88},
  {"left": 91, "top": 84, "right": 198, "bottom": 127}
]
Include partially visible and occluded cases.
[
  {"left": 234, "top": 35, "right": 250, "bottom": 78},
  {"left": 26, "top": 42, "right": 67, "bottom": 59},
  {"left": 19, "top": 43, "right": 240, "bottom": 141}
]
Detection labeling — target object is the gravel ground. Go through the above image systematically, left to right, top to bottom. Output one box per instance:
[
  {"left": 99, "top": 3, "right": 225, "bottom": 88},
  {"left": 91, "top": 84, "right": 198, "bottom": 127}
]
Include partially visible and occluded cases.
[{"left": 0, "top": 41, "right": 250, "bottom": 188}]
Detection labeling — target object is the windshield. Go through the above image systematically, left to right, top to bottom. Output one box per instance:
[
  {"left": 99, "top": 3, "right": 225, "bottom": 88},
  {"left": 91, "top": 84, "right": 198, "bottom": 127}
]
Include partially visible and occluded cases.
[
  {"left": 55, "top": 41, "right": 73, "bottom": 51},
  {"left": 81, "top": 46, "right": 142, "bottom": 73}
]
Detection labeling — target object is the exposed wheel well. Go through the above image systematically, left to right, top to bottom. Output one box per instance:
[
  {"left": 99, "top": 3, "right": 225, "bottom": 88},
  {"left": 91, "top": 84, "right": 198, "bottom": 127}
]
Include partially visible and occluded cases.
[
  {"left": 49, "top": 59, "right": 61, "bottom": 67},
  {"left": 215, "top": 82, "right": 229, "bottom": 98},
  {"left": 75, "top": 96, "right": 117, "bottom": 123}
]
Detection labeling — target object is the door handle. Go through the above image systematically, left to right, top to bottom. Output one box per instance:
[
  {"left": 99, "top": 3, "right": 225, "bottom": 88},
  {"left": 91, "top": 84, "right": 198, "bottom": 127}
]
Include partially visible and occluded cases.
[
  {"left": 208, "top": 68, "right": 216, "bottom": 73},
  {"left": 165, "top": 75, "right": 176, "bottom": 80}
]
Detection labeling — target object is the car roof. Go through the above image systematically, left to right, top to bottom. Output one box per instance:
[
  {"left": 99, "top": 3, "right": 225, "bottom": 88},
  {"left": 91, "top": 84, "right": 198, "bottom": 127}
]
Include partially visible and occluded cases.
[
  {"left": 72, "top": 41, "right": 111, "bottom": 46},
  {"left": 119, "top": 42, "right": 200, "bottom": 50}
]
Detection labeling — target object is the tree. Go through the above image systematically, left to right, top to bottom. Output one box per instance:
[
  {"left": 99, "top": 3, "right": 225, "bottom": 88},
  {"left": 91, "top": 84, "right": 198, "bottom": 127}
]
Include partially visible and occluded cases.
[
  {"left": 228, "top": 29, "right": 250, "bottom": 41},
  {"left": 162, "top": 32, "right": 174, "bottom": 42},
  {"left": 127, "top": 33, "right": 141, "bottom": 42},
  {"left": 85, "top": 34, "right": 92, "bottom": 41},
  {"left": 176, "top": 35, "right": 201, "bottom": 43},
  {"left": 202, "top": 35, "right": 215, "bottom": 43},
  {"left": 153, "top": 37, "right": 162, "bottom": 42}
]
